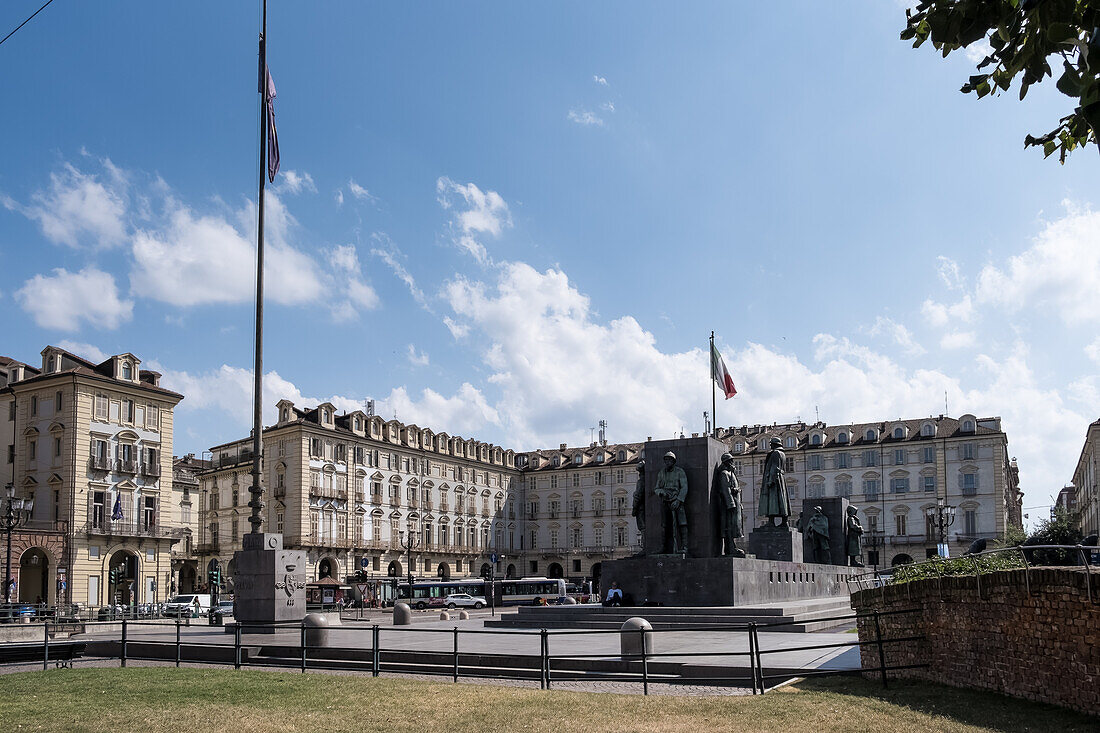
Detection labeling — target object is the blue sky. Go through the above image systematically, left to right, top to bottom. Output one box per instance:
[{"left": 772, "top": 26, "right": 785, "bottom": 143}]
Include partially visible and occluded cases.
[{"left": 2, "top": 1, "right": 1098, "bottom": 524}]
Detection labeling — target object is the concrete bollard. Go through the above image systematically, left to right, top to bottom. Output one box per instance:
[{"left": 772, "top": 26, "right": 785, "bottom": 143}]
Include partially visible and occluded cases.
[
  {"left": 393, "top": 602, "right": 412, "bottom": 626},
  {"left": 458, "top": 610, "right": 470, "bottom": 620},
  {"left": 439, "top": 611, "right": 450, "bottom": 621},
  {"left": 304, "top": 613, "right": 342, "bottom": 648},
  {"left": 620, "top": 617, "right": 653, "bottom": 659}
]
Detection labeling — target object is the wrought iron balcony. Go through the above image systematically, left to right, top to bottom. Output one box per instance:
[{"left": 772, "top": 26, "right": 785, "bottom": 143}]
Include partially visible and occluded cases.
[
  {"left": 89, "top": 455, "right": 111, "bottom": 472},
  {"left": 116, "top": 458, "right": 139, "bottom": 474},
  {"left": 141, "top": 461, "right": 161, "bottom": 477},
  {"left": 84, "top": 519, "right": 186, "bottom": 540}
]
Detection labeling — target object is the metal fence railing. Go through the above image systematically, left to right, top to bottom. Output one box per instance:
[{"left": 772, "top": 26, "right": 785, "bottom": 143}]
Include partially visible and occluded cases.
[
  {"left": 846, "top": 543, "right": 1100, "bottom": 603},
  {"left": 0, "top": 608, "right": 925, "bottom": 694}
]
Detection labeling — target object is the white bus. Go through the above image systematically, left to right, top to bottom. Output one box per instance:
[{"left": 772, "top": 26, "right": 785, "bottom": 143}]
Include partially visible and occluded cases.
[{"left": 397, "top": 577, "right": 567, "bottom": 609}]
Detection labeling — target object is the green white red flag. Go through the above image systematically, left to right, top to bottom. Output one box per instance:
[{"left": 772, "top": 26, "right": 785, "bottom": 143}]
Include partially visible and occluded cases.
[{"left": 710, "top": 340, "right": 737, "bottom": 399}]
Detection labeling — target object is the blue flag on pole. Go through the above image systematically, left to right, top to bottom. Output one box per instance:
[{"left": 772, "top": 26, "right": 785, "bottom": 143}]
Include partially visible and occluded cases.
[
  {"left": 266, "top": 68, "right": 280, "bottom": 182},
  {"left": 111, "top": 494, "right": 123, "bottom": 521}
]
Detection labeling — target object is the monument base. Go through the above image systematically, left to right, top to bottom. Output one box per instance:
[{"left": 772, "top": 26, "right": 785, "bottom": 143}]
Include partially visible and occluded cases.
[
  {"left": 749, "top": 525, "right": 804, "bottom": 563},
  {"left": 232, "top": 533, "right": 307, "bottom": 627},
  {"left": 601, "top": 555, "right": 853, "bottom": 607}
]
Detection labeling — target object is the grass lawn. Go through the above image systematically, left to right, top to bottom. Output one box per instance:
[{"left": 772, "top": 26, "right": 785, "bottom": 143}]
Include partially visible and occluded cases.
[{"left": 0, "top": 668, "right": 1094, "bottom": 733}]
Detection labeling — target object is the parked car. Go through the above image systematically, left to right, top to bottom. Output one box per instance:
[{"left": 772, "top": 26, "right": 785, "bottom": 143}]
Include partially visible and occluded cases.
[
  {"left": 444, "top": 593, "right": 486, "bottom": 610},
  {"left": 164, "top": 594, "right": 212, "bottom": 617},
  {"left": 211, "top": 600, "right": 235, "bottom": 620},
  {"left": 0, "top": 603, "right": 35, "bottom": 622}
]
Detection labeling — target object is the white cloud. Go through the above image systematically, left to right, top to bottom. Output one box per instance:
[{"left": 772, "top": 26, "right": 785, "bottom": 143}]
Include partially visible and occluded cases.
[
  {"left": 965, "top": 39, "right": 994, "bottom": 64},
  {"left": 593, "top": 75, "right": 608, "bottom": 86},
  {"left": 601, "top": 101, "right": 615, "bottom": 112},
  {"left": 568, "top": 109, "right": 604, "bottom": 127},
  {"left": 2, "top": 162, "right": 127, "bottom": 248},
  {"left": 275, "top": 170, "right": 316, "bottom": 195},
  {"left": 436, "top": 177, "right": 512, "bottom": 265},
  {"left": 348, "top": 179, "right": 377, "bottom": 203},
  {"left": 335, "top": 190, "right": 344, "bottom": 206},
  {"left": 975, "top": 203, "right": 1100, "bottom": 324},
  {"left": 371, "top": 237, "right": 429, "bottom": 309},
  {"left": 326, "top": 244, "right": 380, "bottom": 321},
  {"left": 936, "top": 255, "right": 965, "bottom": 290},
  {"left": 16, "top": 267, "right": 133, "bottom": 331},
  {"left": 921, "top": 295, "right": 973, "bottom": 328},
  {"left": 443, "top": 316, "right": 469, "bottom": 339},
  {"left": 866, "top": 316, "right": 925, "bottom": 355},
  {"left": 940, "top": 331, "right": 976, "bottom": 349},
  {"left": 1086, "top": 336, "right": 1100, "bottom": 364},
  {"left": 56, "top": 340, "right": 109, "bottom": 363},
  {"left": 406, "top": 344, "right": 429, "bottom": 367},
  {"left": 380, "top": 383, "right": 500, "bottom": 437}
]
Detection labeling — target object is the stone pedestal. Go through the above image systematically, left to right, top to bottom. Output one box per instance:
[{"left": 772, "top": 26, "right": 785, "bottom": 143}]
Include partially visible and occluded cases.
[
  {"left": 799, "top": 497, "right": 850, "bottom": 566},
  {"left": 748, "top": 525, "right": 804, "bottom": 563},
  {"left": 232, "top": 533, "right": 306, "bottom": 627}
]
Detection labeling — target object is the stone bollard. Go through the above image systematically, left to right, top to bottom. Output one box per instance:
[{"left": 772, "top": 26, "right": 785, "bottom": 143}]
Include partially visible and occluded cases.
[
  {"left": 562, "top": 596, "right": 578, "bottom": 605},
  {"left": 393, "top": 602, "right": 412, "bottom": 626},
  {"left": 458, "top": 610, "right": 470, "bottom": 620},
  {"left": 439, "top": 611, "right": 450, "bottom": 621},
  {"left": 304, "top": 612, "right": 342, "bottom": 648},
  {"left": 620, "top": 617, "right": 653, "bottom": 660}
]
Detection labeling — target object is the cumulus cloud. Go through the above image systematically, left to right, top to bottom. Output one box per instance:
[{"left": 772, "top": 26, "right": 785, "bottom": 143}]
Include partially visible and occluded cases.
[
  {"left": 964, "top": 39, "right": 994, "bottom": 64},
  {"left": 568, "top": 109, "right": 604, "bottom": 126},
  {"left": 2, "top": 162, "right": 127, "bottom": 248},
  {"left": 275, "top": 170, "right": 316, "bottom": 195},
  {"left": 436, "top": 177, "right": 511, "bottom": 265},
  {"left": 347, "top": 179, "right": 377, "bottom": 203},
  {"left": 975, "top": 203, "right": 1100, "bottom": 324},
  {"left": 327, "top": 244, "right": 380, "bottom": 321},
  {"left": 936, "top": 256, "right": 965, "bottom": 290},
  {"left": 16, "top": 267, "right": 133, "bottom": 331},
  {"left": 921, "top": 295, "right": 973, "bottom": 328},
  {"left": 866, "top": 316, "right": 925, "bottom": 355},
  {"left": 940, "top": 331, "right": 976, "bottom": 350},
  {"left": 1086, "top": 336, "right": 1100, "bottom": 365},
  {"left": 56, "top": 340, "right": 110, "bottom": 363},
  {"left": 406, "top": 344, "right": 429, "bottom": 367},
  {"left": 382, "top": 383, "right": 501, "bottom": 437}
]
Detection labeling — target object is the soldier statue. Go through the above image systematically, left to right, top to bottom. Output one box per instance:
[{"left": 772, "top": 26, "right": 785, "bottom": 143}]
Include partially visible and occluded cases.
[
  {"left": 759, "top": 437, "right": 791, "bottom": 526},
  {"left": 655, "top": 450, "right": 689, "bottom": 554},
  {"left": 714, "top": 452, "right": 745, "bottom": 557},
  {"left": 631, "top": 463, "right": 646, "bottom": 534},
  {"left": 807, "top": 505, "right": 830, "bottom": 564},
  {"left": 845, "top": 505, "right": 865, "bottom": 567}
]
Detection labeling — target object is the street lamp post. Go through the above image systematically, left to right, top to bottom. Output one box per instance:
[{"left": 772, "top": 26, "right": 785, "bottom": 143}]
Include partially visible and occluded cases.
[
  {"left": 2, "top": 485, "right": 35, "bottom": 603},
  {"left": 924, "top": 496, "right": 957, "bottom": 558},
  {"left": 399, "top": 524, "right": 419, "bottom": 598}
]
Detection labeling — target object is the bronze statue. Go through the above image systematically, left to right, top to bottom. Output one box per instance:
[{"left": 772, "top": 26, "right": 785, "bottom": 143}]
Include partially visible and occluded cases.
[
  {"left": 759, "top": 437, "right": 791, "bottom": 526},
  {"left": 655, "top": 450, "right": 689, "bottom": 554},
  {"left": 715, "top": 452, "right": 745, "bottom": 557},
  {"left": 631, "top": 463, "right": 646, "bottom": 534},
  {"left": 807, "top": 505, "right": 830, "bottom": 564},
  {"left": 845, "top": 505, "right": 864, "bottom": 567}
]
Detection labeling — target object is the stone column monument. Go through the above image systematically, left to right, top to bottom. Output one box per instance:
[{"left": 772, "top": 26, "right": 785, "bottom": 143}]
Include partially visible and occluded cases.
[{"left": 233, "top": 533, "right": 306, "bottom": 628}]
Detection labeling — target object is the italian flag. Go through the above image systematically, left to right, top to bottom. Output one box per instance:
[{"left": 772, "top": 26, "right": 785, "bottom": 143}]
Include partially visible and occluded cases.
[{"left": 711, "top": 340, "right": 737, "bottom": 399}]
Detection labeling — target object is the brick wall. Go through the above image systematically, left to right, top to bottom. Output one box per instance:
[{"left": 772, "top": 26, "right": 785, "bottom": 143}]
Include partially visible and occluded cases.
[{"left": 851, "top": 568, "right": 1100, "bottom": 715}]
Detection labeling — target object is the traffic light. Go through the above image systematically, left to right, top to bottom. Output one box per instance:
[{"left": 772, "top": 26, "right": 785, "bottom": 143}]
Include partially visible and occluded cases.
[
  {"left": 108, "top": 567, "right": 118, "bottom": 585},
  {"left": 208, "top": 568, "right": 221, "bottom": 587}
]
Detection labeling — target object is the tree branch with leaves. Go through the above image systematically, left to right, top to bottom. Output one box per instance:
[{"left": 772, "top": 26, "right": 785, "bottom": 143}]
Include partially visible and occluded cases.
[{"left": 902, "top": 0, "right": 1100, "bottom": 162}]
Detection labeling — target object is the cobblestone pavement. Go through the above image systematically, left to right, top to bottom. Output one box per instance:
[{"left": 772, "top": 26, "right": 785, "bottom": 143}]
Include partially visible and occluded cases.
[{"left": 0, "top": 658, "right": 761, "bottom": 696}]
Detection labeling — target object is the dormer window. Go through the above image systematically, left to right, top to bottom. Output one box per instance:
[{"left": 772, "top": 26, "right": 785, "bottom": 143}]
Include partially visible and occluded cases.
[
  {"left": 122, "top": 362, "right": 133, "bottom": 380},
  {"left": 282, "top": 408, "right": 289, "bottom": 422},
  {"left": 962, "top": 420, "right": 975, "bottom": 432},
  {"left": 921, "top": 423, "right": 935, "bottom": 437},
  {"left": 893, "top": 427, "right": 904, "bottom": 439},
  {"left": 865, "top": 429, "right": 876, "bottom": 442},
  {"left": 837, "top": 432, "right": 849, "bottom": 444},
  {"left": 811, "top": 434, "right": 822, "bottom": 446},
  {"left": 785, "top": 436, "right": 796, "bottom": 449},
  {"left": 734, "top": 442, "right": 744, "bottom": 452},
  {"left": 617, "top": 450, "right": 625, "bottom": 461},
  {"left": 596, "top": 453, "right": 604, "bottom": 463}
]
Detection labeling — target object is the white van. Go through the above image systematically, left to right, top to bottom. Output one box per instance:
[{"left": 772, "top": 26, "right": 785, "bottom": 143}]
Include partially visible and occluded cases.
[{"left": 164, "top": 594, "right": 212, "bottom": 617}]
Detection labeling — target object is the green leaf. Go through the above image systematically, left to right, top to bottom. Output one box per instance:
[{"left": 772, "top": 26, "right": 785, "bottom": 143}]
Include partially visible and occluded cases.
[
  {"left": 1056, "top": 61, "right": 1083, "bottom": 97},
  {"left": 1043, "top": 140, "right": 1057, "bottom": 156}
]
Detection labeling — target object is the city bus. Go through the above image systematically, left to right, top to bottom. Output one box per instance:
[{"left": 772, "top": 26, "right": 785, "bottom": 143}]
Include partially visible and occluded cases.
[{"left": 396, "top": 577, "right": 567, "bottom": 609}]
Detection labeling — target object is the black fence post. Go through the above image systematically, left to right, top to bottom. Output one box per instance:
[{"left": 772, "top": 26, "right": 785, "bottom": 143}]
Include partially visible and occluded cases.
[
  {"left": 873, "top": 611, "right": 888, "bottom": 689},
  {"left": 175, "top": 617, "right": 181, "bottom": 668},
  {"left": 120, "top": 618, "right": 127, "bottom": 668},
  {"left": 43, "top": 622, "right": 49, "bottom": 671},
  {"left": 234, "top": 622, "right": 242, "bottom": 670},
  {"left": 300, "top": 622, "right": 307, "bottom": 673},
  {"left": 748, "top": 622, "right": 758, "bottom": 695},
  {"left": 753, "top": 623, "right": 765, "bottom": 693},
  {"left": 371, "top": 624, "right": 380, "bottom": 677},
  {"left": 452, "top": 627, "right": 460, "bottom": 683},
  {"left": 639, "top": 627, "right": 649, "bottom": 696},
  {"left": 539, "top": 628, "right": 549, "bottom": 690}
]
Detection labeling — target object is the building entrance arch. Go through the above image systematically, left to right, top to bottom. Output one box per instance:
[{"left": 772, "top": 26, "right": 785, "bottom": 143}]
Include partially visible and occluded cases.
[
  {"left": 18, "top": 548, "right": 50, "bottom": 604},
  {"left": 108, "top": 549, "right": 140, "bottom": 606},
  {"left": 891, "top": 553, "right": 914, "bottom": 567},
  {"left": 318, "top": 557, "right": 335, "bottom": 580},
  {"left": 547, "top": 562, "right": 564, "bottom": 579},
  {"left": 436, "top": 563, "right": 451, "bottom": 581},
  {"left": 505, "top": 563, "right": 516, "bottom": 579},
  {"left": 178, "top": 564, "right": 197, "bottom": 594}
]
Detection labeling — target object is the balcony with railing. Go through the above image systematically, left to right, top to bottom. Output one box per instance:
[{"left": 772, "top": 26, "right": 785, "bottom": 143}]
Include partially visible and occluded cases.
[
  {"left": 210, "top": 448, "right": 255, "bottom": 469},
  {"left": 88, "top": 455, "right": 111, "bottom": 472},
  {"left": 116, "top": 458, "right": 139, "bottom": 474},
  {"left": 141, "top": 461, "right": 161, "bottom": 478},
  {"left": 309, "top": 486, "right": 348, "bottom": 501},
  {"left": 84, "top": 518, "right": 186, "bottom": 540},
  {"left": 194, "top": 540, "right": 220, "bottom": 554}
]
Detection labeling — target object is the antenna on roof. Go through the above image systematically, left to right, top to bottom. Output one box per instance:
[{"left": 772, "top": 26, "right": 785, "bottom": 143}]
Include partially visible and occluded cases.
[
  {"left": 944, "top": 390, "right": 949, "bottom": 416},
  {"left": 365, "top": 399, "right": 375, "bottom": 418},
  {"left": 815, "top": 405, "right": 819, "bottom": 423},
  {"left": 703, "top": 411, "right": 710, "bottom": 436},
  {"left": 598, "top": 419, "right": 607, "bottom": 446}
]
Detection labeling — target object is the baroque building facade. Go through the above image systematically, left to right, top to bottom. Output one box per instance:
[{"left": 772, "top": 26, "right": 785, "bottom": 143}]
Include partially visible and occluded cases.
[
  {"left": 1, "top": 346, "right": 184, "bottom": 607},
  {"left": 196, "top": 402, "right": 1023, "bottom": 589},
  {"left": 1070, "top": 419, "right": 1099, "bottom": 537}
]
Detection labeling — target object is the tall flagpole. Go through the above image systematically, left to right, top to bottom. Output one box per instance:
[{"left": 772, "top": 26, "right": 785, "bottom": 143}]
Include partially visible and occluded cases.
[
  {"left": 249, "top": 0, "right": 268, "bottom": 536},
  {"left": 710, "top": 331, "right": 717, "bottom": 439}
]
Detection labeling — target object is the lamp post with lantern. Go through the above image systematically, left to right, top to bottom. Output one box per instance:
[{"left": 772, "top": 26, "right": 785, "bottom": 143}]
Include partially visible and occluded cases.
[
  {"left": 2, "top": 485, "right": 35, "bottom": 603},
  {"left": 925, "top": 496, "right": 957, "bottom": 558},
  {"left": 399, "top": 523, "right": 419, "bottom": 598}
]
